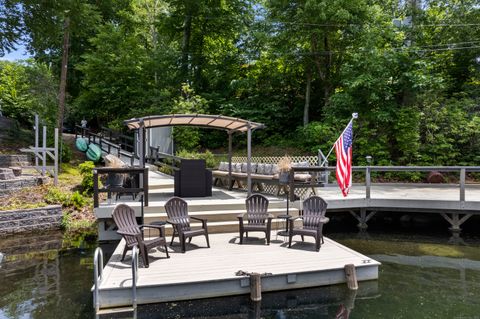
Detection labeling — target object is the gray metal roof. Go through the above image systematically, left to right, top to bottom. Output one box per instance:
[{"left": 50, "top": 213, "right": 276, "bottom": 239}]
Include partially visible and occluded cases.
[{"left": 124, "top": 114, "right": 265, "bottom": 132}]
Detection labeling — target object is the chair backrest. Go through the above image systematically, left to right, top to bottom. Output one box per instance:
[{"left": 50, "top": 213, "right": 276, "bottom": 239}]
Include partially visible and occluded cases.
[
  {"left": 245, "top": 194, "right": 269, "bottom": 225},
  {"left": 302, "top": 196, "right": 328, "bottom": 229},
  {"left": 165, "top": 197, "right": 191, "bottom": 230},
  {"left": 112, "top": 204, "right": 140, "bottom": 247}
]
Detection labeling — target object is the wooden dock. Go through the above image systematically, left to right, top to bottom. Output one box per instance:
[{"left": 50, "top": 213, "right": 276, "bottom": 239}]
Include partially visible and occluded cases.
[
  {"left": 94, "top": 170, "right": 480, "bottom": 241},
  {"left": 96, "top": 232, "right": 379, "bottom": 309}
]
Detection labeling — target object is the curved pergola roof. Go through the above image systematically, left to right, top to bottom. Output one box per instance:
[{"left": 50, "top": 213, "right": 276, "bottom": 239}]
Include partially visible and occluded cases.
[{"left": 124, "top": 114, "right": 265, "bottom": 133}]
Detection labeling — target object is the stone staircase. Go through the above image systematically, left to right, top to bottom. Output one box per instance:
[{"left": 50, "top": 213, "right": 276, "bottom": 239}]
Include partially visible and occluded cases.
[{"left": 0, "top": 154, "right": 32, "bottom": 168}]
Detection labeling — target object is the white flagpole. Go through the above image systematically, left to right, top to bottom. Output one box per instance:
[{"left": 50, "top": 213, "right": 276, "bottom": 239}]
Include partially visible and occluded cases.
[{"left": 320, "top": 113, "right": 358, "bottom": 167}]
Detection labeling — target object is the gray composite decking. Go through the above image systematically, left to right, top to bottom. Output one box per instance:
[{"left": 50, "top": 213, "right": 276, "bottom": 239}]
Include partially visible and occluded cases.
[{"left": 97, "top": 232, "right": 380, "bottom": 309}]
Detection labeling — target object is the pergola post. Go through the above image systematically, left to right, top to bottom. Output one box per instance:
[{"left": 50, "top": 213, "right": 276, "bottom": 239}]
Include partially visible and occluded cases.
[
  {"left": 138, "top": 120, "right": 145, "bottom": 168},
  {"left": 247, "top": 123, "right": 252, "bottom": 196},
  {"left": 228, "top": 131, "right": 233, "bottom": 190}
]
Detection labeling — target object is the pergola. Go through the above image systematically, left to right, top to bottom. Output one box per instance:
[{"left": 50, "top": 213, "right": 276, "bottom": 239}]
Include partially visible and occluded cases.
[{"left": 124, "top": 114, "right": 265, "bottom": 195}]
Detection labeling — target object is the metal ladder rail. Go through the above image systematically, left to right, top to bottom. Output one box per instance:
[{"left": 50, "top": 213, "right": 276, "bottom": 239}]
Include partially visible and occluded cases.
[
  {"left": 132, "top": 245, "right": 139, "bottom": 310},
  {"left": 93, "top": 246, "right": 138, "bottom": 316},
  {"left": 93, "top": 247, "right": 104, "bottom": 314}
]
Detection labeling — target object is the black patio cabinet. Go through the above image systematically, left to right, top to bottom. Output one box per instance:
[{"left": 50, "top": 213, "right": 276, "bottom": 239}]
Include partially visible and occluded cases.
[{"left": 174, "top": 159, "right": 212, "bottom": 197}]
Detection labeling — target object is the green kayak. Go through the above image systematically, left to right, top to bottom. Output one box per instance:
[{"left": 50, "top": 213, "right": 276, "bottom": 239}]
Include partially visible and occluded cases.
[
  {"left": 75, "top": 137, "right": 89, "bottom": 152},
  {"left": 86, "top": 143, "right": 102, "bottom": 162}
]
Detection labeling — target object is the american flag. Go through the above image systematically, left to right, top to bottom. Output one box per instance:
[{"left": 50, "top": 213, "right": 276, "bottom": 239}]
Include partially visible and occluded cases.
[{"left": 334, "top": 121, "right": 353, "bottom": 197}]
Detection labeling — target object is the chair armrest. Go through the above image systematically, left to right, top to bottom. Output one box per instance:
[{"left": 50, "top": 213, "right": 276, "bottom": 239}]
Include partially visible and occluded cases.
[
  {"left": 237, "top": 213, "right": 245, "bottom": 220},
  {"left": 267, "top": 213, "right": 274, "bottom": 220},
  {"left": 191, "top": 216, "right": 208, "bottom": 227},
  {"left": 320, "top": 217, "right": 330, "bottom": 224},
  {"left": 142, "top": 224, "right": 166, "bottom": 237}
]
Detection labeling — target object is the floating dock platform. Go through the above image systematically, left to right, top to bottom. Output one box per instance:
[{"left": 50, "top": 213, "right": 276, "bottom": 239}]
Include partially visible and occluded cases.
[{"left": 96, "top": 232, "right": 380, "bottom": 309}]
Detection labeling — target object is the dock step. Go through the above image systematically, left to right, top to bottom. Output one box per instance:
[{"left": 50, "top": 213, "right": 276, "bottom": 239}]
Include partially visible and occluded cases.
[
  {"left": 143, "top": 207, "right": 299, "bottom": 223},
  {"left": 144, "top": 219, "right": 296, "bottom": 236},
  {"left": 97, "top": 306, "right": 135, "bottom": 315}
]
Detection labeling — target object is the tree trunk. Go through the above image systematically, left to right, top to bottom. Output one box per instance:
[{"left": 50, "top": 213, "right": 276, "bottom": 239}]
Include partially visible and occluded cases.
[
  {"left": 181, "top": 14, "right": 192, "bottom": 80},
  {"left": 57, "top": 16, "right": 69, "bottom": 132},
  {"left": 323, "top": 34, "right": 331, "bottom": 105},
  {"left": 303, "top": 69, "right": 312, "bottom": 126}
]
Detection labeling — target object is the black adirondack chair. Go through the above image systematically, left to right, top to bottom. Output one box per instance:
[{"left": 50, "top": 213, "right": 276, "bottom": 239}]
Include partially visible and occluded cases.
[
  {"left": 238, "top": 194, "right": 273, "bottom": 245},
  {"left": 288, "top": 196, "right": 329, "bottom": 251},
  {"left": 164, "top": 197, "right": 210, "bottom": 253},
  {"left": 112, "top": 204, "right": 169, "bottom": 268}
]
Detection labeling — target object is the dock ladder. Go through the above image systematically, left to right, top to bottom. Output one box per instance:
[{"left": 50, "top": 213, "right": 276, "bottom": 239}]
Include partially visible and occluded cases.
[{"left": 93, "top": 246, "right": 139, "bottom": 317}]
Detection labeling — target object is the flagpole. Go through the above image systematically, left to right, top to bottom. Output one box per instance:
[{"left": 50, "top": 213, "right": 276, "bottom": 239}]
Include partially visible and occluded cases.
[{"left": 320, "top": 113, "right": 358, "bottom": 167}]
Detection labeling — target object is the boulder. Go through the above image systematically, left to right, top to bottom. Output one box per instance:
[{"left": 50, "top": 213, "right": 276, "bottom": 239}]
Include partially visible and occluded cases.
[{"left": 427, "top": 171, "right": 444, "bottom": 183}]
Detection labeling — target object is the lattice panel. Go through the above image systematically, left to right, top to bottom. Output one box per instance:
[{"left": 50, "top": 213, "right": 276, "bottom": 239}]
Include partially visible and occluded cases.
[{"left": 231, "top": 156, "right": 318, "bottom": 166}]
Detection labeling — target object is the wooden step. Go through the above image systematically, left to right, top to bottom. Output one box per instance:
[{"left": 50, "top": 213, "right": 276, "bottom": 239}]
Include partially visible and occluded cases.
[
  {"left": 144, "top": 208, "right": 299, "bottom": 224},
  {"left": 149, "top": 219, "right": 295, "bottom": 236}
]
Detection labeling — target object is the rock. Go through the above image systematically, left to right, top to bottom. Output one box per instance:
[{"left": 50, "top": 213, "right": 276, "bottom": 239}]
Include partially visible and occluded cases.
[
  {"left": 9, "top": 166, "right": 22, "bottom": 176},
  {"left": 0, "top": 169, "right": 15, "bottom": 180},
  {"left": 427, "top": 171, "right": 444, "bottom": 183}
]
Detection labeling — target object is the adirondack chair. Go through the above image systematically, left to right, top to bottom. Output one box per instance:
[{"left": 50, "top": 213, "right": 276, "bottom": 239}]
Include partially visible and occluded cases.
[
  {"left": 238, "top": 194, "right": 273, "bottom": 245},
  {"left": 288, "top": 196, "right": 329, "bottom": 251},
  {"left": 164, "top": 197, "right": 210, "bottom": 253},
  {"left": 112, "top": 204, "right": 169, "bottom": 268}
]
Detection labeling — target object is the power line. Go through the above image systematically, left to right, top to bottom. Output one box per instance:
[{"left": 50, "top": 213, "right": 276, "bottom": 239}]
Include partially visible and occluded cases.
[{"left": 182, "top": 14, "right": 480, "bottom": 29}]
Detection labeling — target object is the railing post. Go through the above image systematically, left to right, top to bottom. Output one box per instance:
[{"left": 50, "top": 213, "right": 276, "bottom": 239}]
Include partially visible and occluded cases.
[
  {"left": 365, "top": 156, "right": 372, "bottom": 200},
  {"left": 365, "top": 167, "right": 371, "bottom": 199},
  {"left": 143, "top": 168, "right": 149, "bottom": 207},
  {"left": 460, "top": 168, "right": 466, "bottom": 202},
  {"left": 93, "top": 169, "right": 99, "bottom": 208}
]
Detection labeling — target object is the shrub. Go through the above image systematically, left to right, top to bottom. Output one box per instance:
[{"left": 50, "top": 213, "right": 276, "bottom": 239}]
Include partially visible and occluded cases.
[
  {"left": 61, "top": 141, "right": 73, "bottom": 163},
  {"left": 176, "top": 149, "right": 217, "bottom": 168},
  {"left": 79, "top": 161, "right": 95, "bottom": 194},
  {"left": 44, "top": 187, "right": 70, "bottom": 206},
  {"left": 70, "top": 191, "right": 86, "bottom": 210}
]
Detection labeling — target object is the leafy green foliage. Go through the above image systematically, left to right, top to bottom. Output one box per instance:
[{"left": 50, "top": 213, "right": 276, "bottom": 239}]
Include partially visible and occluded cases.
[
  {"left": 3, "top": 0, "right": 480, "bottom": 169},
  {"left": 171, "top": 84, "right": 208, "bottom": 150},
  {"left": 176, "top": 149, "right": 217, "bottom": 168},
  {"left": 78, "top": 161, "right": 95, "bottom": 194},
  {"left": 44, "top": 187, "right": 86, "bottom": 210}
]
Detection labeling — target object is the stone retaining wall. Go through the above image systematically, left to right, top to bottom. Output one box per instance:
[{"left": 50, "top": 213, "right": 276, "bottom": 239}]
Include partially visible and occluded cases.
[
  {"left": 0, "top": 154, "right": 31, "bottom": 167},
  {"left": 0, "top": 176, "right": 48, "bottom": 195},
  {"left": 0, "top": 205, "right": 63, "bottom": 236}
]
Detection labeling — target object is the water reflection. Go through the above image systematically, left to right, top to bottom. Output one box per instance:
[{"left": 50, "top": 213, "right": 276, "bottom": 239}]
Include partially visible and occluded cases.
[
  {"left": 2, "top": 224, "right": 480, "bottom": 319},
  {"left": 0, "top": 231, "right": 97, "bottom": 319},
  {"left": 100, "top": 282, "right": 377, "bottom": 319}
]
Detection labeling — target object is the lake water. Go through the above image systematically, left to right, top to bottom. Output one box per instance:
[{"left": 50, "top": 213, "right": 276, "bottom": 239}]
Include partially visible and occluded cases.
[{"left": 1, "top": 214, "right": 480, "bottom": 319}]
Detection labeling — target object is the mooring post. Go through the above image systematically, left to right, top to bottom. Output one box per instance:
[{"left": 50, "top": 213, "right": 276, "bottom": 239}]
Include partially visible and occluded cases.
[
  {"left": 344, "top": 264, "right": 358, "bottom": 290},
  {"left": 250, "top": 272, "right": 262, "bottom": 301},
  {"left": 248, "top": 299, "right": 261, "bottom": 319}
]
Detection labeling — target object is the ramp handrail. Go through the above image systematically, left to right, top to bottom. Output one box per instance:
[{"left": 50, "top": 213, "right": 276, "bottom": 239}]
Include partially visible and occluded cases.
[
  {"left": 132, "top": 245, "right": 139, "bottom": 309},
  {"left": 93, "top": 247, "right": 104, "bottom": 313}
]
